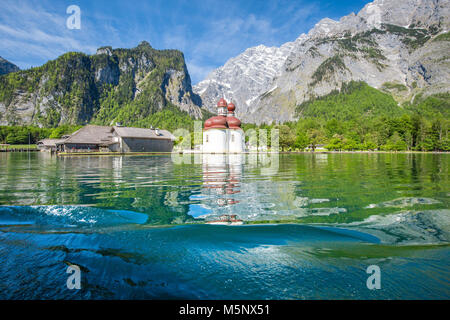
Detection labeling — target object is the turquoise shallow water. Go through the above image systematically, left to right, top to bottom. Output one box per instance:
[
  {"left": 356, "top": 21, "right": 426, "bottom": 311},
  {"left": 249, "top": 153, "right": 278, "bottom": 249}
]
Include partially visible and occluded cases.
[{"left": 0, "top": 152, "right": 449, "bottom": 299}]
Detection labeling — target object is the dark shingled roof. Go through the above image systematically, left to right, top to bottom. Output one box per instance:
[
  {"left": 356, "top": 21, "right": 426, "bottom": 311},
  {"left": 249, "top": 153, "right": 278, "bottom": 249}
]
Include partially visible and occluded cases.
[
  {"left": 56, "top": 125, "right": 176, "bottom": 146},
  {"left": 61, "top": 125, "right": 114, "bottom": 145},
  {"left": 113, "top": 126, "right": 175, "bottom": 140},
  {"left": 37, "top": 138, "right": 66, "bottom": 147}
]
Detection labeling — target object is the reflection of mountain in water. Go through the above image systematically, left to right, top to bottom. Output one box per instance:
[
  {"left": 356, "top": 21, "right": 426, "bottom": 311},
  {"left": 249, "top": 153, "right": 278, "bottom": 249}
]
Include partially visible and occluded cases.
[
  {"left": 0, "top": 153, "right": 199, "bottom": 224},
  {"left": 78, "top": 155, "right": 199, "bottom": 224}
]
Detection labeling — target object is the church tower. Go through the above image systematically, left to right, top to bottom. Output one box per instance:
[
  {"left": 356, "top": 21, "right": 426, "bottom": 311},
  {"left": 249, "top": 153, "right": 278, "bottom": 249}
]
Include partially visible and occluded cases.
[{"left": 203, "top": 98, "right": 245, "bottom": 153}]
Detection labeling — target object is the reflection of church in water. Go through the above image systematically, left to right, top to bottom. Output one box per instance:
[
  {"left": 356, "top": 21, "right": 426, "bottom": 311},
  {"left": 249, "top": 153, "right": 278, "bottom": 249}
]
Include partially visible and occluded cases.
[
  {"left": 200, "top": 98, "right": 245, "bottom": 221},
  {"left": 202, "top": 98, "right": 245, "bottom": 153},
  {"left": 196, "top": 99, "right": 277, "bottom": 223},
  {"left": 196, "top": 153, "right": 296, "bottom": 224},
  {"left": 199, "top": 154, "right": 244, "bottom": 224}
]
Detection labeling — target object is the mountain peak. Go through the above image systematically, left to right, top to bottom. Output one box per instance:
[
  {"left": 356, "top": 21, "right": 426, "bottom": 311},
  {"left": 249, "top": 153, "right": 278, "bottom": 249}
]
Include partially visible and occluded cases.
[
  {"left": 193, "top": 0, "right": 450, "bottom": 124},
  {"left": 358, "top": 0, "right": 450, "bottom": 30},
  {"left": 308, "top": 18, "right": 340, "bottom": 38},
  {"left": 137, "top": 41, "right": 152, "bottom": 48},
  {"left": 96, "top": 46, "right": 113, "bottom": 56},
  {"left": 0, "top": 56, "right": 20, "bottom": 75}
]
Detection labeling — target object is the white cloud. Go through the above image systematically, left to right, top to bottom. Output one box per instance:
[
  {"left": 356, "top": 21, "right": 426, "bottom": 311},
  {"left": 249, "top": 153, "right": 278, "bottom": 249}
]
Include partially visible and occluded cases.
[
  {"left": 0, "top": 0, "right": 100, "bottom": 68},
  {"left": 0, "top": 0, "right": 322, "bottom": 83}
]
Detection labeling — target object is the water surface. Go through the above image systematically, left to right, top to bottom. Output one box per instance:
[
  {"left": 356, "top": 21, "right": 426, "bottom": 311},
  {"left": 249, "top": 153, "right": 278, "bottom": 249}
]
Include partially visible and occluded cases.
[{"left": 0, "top": 152, "right": 448, "bottom": 299}]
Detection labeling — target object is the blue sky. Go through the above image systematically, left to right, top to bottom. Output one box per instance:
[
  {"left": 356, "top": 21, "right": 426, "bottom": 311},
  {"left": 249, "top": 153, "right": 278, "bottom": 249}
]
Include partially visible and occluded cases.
[{"left": 0, "top": 0, "right": 371, "bottom": 84}]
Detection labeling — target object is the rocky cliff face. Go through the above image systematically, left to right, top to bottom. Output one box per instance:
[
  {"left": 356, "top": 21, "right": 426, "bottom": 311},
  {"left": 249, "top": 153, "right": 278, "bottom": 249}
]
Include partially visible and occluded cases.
[
  {"left": 194, "top": 0, "right": 450, "bottom": 124},
  {"left": 0, "top": 41, "right": 203, "bottom": 126},
  {"left": 193, "top": 42, "right": 296, "bottom": 117},
  {"left": 0, "top": 57, "right": 19, "bottom": 76}
]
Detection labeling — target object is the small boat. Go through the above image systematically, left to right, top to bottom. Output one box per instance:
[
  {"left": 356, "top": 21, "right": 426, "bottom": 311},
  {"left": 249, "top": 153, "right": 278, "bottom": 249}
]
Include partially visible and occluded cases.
[{"left": 205, "top": 214, "right": 244, "bottom": 225}]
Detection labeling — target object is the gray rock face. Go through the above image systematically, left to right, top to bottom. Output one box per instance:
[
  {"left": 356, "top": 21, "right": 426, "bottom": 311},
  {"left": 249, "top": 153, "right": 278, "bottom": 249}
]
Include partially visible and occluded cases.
[
  {"left": 194, "top": 0, "right": 450, "bottom": 124},
  {"left": 194, "top": 41, "right": 300, "bottom": 119},
  {"left": 0, "top": 56, "right": 19, "bottom": 75},
  {"left": 162, "top": 67, "right": 203, "bottom": 119}
]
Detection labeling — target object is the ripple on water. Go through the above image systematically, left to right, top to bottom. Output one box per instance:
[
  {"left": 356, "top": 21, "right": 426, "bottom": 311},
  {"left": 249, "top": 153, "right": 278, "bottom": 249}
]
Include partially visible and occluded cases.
[
  {"left": 365, "top": 197, "right": 441, "bottom": 209},
  {"left": 0, "top": 205, "right": 148, "bottom": 228},
  {"left": 342, "top": 209, "right": 450, "bottom": 245}
]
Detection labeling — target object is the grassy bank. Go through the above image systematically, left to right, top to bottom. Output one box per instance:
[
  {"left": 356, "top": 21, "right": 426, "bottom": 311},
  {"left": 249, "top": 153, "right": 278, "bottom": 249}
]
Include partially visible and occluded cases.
[{"left": 0, "top": 144, "right": 38, "bottom": 150}]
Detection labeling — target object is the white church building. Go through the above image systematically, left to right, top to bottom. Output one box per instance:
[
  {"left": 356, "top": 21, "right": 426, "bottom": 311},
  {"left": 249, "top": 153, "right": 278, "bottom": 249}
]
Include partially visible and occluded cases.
[{"left": 202, "top": 98, "right": 245, "bottom": 153}]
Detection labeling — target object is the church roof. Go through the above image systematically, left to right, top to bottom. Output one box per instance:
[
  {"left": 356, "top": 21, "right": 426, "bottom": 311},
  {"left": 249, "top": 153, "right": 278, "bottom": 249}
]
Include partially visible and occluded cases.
[{"left": 205, "top": 99, "right": 242, "bottom": 130}]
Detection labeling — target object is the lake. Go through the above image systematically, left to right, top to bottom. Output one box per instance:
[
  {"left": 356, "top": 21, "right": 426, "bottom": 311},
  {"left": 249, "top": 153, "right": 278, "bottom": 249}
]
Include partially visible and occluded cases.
[{"left": 0, "top": 152, "right": 449, "bottom": 299}]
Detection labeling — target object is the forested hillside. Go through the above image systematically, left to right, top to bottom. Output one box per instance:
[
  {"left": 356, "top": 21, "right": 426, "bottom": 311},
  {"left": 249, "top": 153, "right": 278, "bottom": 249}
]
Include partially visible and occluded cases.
[
  {"left": 0, "top": 42, "right": 205, "bottom": 128},
  {"left": 243, "top": 81, "right": 449, "bottom": 152}
]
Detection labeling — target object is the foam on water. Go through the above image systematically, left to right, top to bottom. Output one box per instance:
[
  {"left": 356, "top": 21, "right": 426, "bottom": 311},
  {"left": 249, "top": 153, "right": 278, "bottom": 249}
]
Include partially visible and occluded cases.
[
  {"left": 365, "top": 197, "right": 441, "bottom": 209},
  {"left": 2, "top": 203, "right": 448, "bottom": 246},
  {"left": 0, "top": 205, "right": 148, "bottom": 228},
  {"left": 343, "top": 209, "right": 450, "bottom": 245}
]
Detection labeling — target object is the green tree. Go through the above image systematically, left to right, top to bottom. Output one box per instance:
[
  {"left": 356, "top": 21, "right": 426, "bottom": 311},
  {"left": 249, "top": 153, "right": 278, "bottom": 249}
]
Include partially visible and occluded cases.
[
  {"left": 278, "top": 125, "right": 296, "bottom": 151},
  {"left": 307, "top": 129, "right": 325, "bottom": 152},
  {"left": 294, "top": 131, "right": 310, "bottom": 150},
  {"left": 383, "top": 132, "right": 407, "bottom": 151}
]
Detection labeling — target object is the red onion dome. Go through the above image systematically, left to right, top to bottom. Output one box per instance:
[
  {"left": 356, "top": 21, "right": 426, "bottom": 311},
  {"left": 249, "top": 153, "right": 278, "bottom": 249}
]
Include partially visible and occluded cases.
[
  {"left": 217, "top": 98, "right": 228, "bottom": 108},
  {"left": 227, "top": 102, "right": 235, "bottom": 112},
  {"left": 204, "top": 116, "right": 228, "bottom": 130},
  {"left": 227, "top": 116, "right": 241, "bottom": 129},
  {"left": 204, "top": 118, "right": 213, "bottom": 128}
]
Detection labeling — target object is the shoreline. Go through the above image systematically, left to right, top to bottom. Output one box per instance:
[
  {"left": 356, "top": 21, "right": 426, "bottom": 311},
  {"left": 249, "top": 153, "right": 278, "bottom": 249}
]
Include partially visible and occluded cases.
[{"left": 53, "top": 150, "right": 450, "bottom": 156}]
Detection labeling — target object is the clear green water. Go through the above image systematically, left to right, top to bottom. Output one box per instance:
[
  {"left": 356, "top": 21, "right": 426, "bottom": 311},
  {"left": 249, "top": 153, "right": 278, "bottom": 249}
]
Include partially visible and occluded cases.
[{"left": 0, "top": 152, "right": 449, "bottom": 299}]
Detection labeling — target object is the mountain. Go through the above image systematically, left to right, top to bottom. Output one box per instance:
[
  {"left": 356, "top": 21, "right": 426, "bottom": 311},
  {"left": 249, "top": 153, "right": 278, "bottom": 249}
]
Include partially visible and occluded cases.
[
  {"left": 194, "top": 0, "right": 450, "bottom": 124},
  {"left": 0, "top": 41, "right": 204, "bottom": 127},
  {"left": 194, "top": 42, "right": 296, "bottom": 118},
  {"left": 0, "top": 56, "right": 20, "bottom": 75}
]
